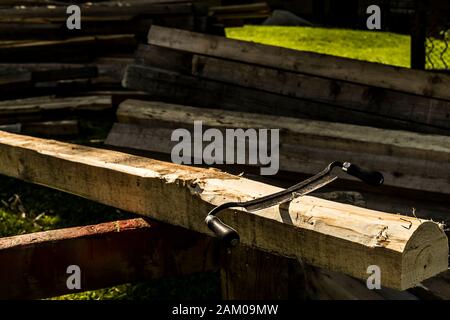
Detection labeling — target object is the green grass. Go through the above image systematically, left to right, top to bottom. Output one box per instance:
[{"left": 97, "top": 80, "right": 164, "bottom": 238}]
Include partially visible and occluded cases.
[
  {"left": 226, "top": 26, "right": 412, "bottom": 67},
  {"left": 52, "top": 273, "right": 220, "bottom": 300}
]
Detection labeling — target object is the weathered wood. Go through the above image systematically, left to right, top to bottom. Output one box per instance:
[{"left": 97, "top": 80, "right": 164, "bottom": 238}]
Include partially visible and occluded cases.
[
  {"left": 0, "top": 3, "right": 193, "bottom": 22},
  {"left": 208, "top": 3, "right": 270, "bottom": 15},
  {"left": 148, "top": 26, "right": 450, "bottom": 101},
  {"left": 0, "top": 35, "right": 137, "bottom": 62},
  {"left": 134, "top": 45, "right": 450, "bottom": 134},
  {"left": 190, "top": 55, "right": 450, "bottom": 134},
  {"left": 0, "top": 60, "right": 130, "bottom": 86},
  {"left": 123, "top": 64, "right": 444, "bottom": 133},
  {"left": 0, "top": 72, "right": 32, "bottom": 92},
  {"left": 0, "top": 95, "right": 112, "bottom": 124},
  {"left": 0, "top": 95, "right": 112, "bottom": 115},
  {"left": 107, "top": 99, "right": 450, "bottom": 194},
  {"left": 0, "top": 120, "right": 79, "bottom": 136},
  {"left": 0, "top": 130, "right": 447, "bottom": 290},
  {"left": 0, "top": 214, "right": 414, "bottom": 300},
  {"left": 0, "top": 218, "right": 220, "bottom": 300},
  {"left": 220, "top": 245, "right": 307, "bottom": 299},
  {"left": 418, "top": 270, "right": 450, "bottom": 300}
]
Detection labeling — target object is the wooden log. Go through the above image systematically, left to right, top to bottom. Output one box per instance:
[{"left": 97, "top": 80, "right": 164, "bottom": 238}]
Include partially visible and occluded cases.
[
  {"left": 148, "top": 26, "right": 450, "bottom": 101},
  {"left": 123, "top": 64, "right": 443, "bottom": 133},
  {"left": 106, "top": 99, "right": 450, "bottom": 194},
  {"left": 0, "top": 130, "right": 447, "bottom": 290},
  {"left": 0, "top": 218, "right": 220, "bottom": 300}
]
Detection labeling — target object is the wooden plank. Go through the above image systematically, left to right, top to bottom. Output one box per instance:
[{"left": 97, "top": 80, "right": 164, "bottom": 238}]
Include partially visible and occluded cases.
[
  {"left": 0, "top": 3, "right": 193, "bottom": 22},
  {"left": 208, "top": 3, "right": 270, "bottom": 15},
  {"left": 0, "top": 19, "right": 154, "bottom": 40},
  {"left": 148, "top": 25, "right": 450, "bottom": 101},
  {"left": 0, "top": 35, "right": 137, "bottom": 62},
  {"left": 134, "top": 45, "right": 450, "bottom": 134},
  {"left": 191, "top": 55, "right": 450, "bottom": 134},
  {"left": 0, "top": 61, "right": 129, "bottom": 85},
  {"left": 123, "top": 64, "right": 443, "bottom": 133},
  {"left": 0, "top": 72, "right": 32, "bottom": 91},
  {"left": 0, "top": 95, "right": 111, "bottom": 114},
  {"left": 0, "top": 96, "right": 112, "bottom": 124},
  {"left": 107, "top": 99, "right": 450, "bottom": 194},
  {"left": 0, "top": 120, "right": 79, "bottom": 136},
  {"left": 0, "top": 130, "right": 447, "bottom": 290},
  {"left": 0, "top": 214, "right": 412, "bottom": 300},
  {"left": 0, "top": 218, "right": 219, "bottom": 299},
  {"left": 220, "top": 245, "right": 307, "bottom": 299}
]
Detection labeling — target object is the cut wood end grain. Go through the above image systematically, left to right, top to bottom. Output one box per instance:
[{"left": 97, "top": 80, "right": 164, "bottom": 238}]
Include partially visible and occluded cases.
[{"left": 0, "top": 130, "right": 447, "bottom": 290}]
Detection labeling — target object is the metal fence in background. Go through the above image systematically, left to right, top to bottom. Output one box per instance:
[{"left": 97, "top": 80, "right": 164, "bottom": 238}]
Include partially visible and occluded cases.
[{"left": 411, "top": 0, "right": 450, "bottom": 71}]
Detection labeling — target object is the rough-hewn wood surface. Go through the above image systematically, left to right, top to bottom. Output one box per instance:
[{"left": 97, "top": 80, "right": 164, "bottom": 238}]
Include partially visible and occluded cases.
[{"left": 0, "top": 131, "right": 447, "bottom": 290}]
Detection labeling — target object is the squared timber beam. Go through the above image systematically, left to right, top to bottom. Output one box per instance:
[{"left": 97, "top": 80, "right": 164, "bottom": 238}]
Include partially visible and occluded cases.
[{"left": 0, "top": 131, "right": 447, "bottom": 290}]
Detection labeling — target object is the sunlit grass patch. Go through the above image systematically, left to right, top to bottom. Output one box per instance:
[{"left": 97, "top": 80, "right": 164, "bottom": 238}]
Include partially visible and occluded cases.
[{"left": 226, "top": 26, "right": 411, "bottom": 67}]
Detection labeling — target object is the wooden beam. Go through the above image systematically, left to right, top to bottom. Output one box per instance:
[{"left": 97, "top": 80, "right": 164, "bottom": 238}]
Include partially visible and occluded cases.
[
  {"left": 0, "top": 3, "right": 193, "bottom": 22},
  {"left": 208, "top": 3, "right": 270, "bottom": 15},
  {"left": 147, "top": 26, "right": 450, "bottom": 101},
  {"left": 0, "top": 35, "right": 137, "bottom": 62},
  {"left": 134, "top": 45, "right": 450, "bottom": 135},
  {"left": 190, "top": 55, "right": 450, "bottom": 134},
  {"left": 0, "top": 61, "right": 130, "bottom": 86},
  {"left": 123, "top": 64, "right": 443, "bottom": 134},
  {"left": 0, "top": 72, "right": 32, "bottom": 92},
  {"left": 0, "top": 95, "right": 112, "bottom": 124},
  {"left": 0, "top": 95, "right": 112, "bottom": 114},
  {"left": 106, "top": 99, "right": 450, "bottom": 195},
  {"left": 0, "top": 120, "right": 79, "bottom": 136},
  {"left": 0, "top": 130, "right": 447, "bottom": 290},
  {"left": 1, "top": 214, "right": 412, "bottom": 300},
  {"left": 0, "top": 218, "right": 219, "bottom": 300}
]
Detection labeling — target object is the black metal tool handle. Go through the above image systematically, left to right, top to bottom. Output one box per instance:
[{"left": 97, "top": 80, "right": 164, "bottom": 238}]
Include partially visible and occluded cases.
[
  {"left": 205, "top": 161, "right": 384, "bottom": 247},
  {"left": 342, "top": 162, "right": 384, "bottom": 186},
  {"left": 205, "top": 215, "right": 240, "bottom": 247}
]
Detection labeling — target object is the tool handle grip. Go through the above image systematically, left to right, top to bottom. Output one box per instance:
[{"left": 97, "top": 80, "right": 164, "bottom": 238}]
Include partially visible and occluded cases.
[
  {"left": 343, "top": 162, "right": 384, "bottom": 186},
  {"left": 205, "top": 216, "right": 240, "bottom": 247}
]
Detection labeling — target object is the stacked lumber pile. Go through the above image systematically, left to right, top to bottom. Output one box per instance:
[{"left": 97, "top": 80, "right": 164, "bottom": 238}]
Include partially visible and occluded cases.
[
  {"left": 0, "top": 0, "right": 215, "bottom": 44},
  {"left": 0, "top": 2, "right": 272, "bottom": 137},
  {"left": 123, "top": 25, "right": 450, "bottom": 136}
]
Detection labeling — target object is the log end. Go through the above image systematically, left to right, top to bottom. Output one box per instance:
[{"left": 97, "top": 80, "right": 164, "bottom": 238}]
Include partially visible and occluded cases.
[{"left": 400, "top": 221, "right": 448, "bottom": 290}]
